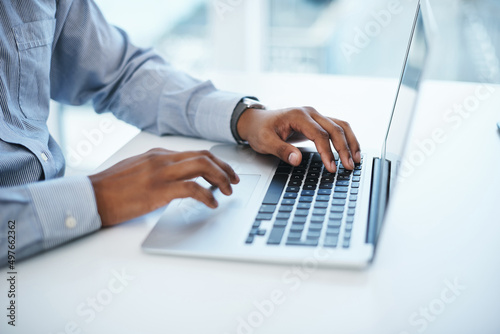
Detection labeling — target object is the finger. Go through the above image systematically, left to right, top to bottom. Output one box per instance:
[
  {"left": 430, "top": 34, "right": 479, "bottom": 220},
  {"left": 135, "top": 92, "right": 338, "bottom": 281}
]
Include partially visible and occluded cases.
[
  {"left": 287, "top": 111, "right": 338, "bottom": 172},
  {"left": 310, "top": 115, "right": 354, "bottom": 170},
  {"left": 329, "top": 118, "right": 361, "bottom": 163},
  {"left": 258, "top": 130, "right": 303, "bottom": 166},
  {"left": 166, "top": 150, "right": 239, "bottom": 184},
  {"left": 160, "top": 156, "right": 234, "bottom": 196},
  {"left": 165, "top": 181, "right": 218, "bottom": 208}
]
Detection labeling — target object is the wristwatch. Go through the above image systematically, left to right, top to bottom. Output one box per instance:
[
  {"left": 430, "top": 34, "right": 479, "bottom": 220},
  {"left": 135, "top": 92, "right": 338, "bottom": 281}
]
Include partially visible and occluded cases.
[{"left": 231, "top": 97, "right": 266, "bottom": 145}]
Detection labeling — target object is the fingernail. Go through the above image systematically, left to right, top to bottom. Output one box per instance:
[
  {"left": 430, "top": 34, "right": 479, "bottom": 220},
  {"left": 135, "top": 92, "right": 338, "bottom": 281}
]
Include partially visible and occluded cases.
[
  {"left": 355, "top": 151, "right": 361, "bottom": 162},
  {"left": 288, "top": 152, "right": 299, "bottom": 165},
  {"left": 349, "top": 158, "right": 355, "bottom": 169},
  {"left": 330, "top": 161, "right": 336, "bottom": 172},
  {"left": 235, "top": 174, "right": 240, "bottom": 183}
]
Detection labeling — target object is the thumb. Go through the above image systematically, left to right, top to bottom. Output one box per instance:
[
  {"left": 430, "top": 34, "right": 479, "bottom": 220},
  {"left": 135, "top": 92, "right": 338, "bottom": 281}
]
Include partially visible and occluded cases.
[{"left": 267, "top": 133, "right": 302, "bottom": 166}]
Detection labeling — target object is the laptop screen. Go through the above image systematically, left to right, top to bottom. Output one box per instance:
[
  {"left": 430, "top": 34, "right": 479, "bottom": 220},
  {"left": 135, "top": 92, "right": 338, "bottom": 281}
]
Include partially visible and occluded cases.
[
  {"left": 371, "top": 1, "right": 430, "bottom": 245},
  {"left": 381, "top": 3, "right": 428, "bottom": 172}
]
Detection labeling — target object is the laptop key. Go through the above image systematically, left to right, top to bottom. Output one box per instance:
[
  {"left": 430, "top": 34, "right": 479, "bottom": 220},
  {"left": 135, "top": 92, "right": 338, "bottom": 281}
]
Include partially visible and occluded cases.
[
  {"left": 276, "top": 167, "right": 292, "bottom": 174},
  {"left": 292, "top": 170, "right": 306, "bottom": 176},
  {"left": 262, "top": 174, "right": 288, "bottom": 205},
  {"left": 336, "top": 180, "right": 350, "bottom": 186},
  {"left": 351, "top": 182, "right": 360, "bottom": 188},
  {"left": 319, "top": 183, "right": 333, "bottom": 189},
  {"left": 303, "top": 184, "right": 317, "bottom": 191},
  {"left": 286, "top": 186, "right": 300, "bottom": 193},
  {"left": 334, "top": 186, "right": 349, "bottom": 193},
  {"left": 350, "top": 188, "right": 359, "bottom": 195},
  {"left": 318, "top": 189, "right": 331, "bottom": 195},
  {"left": 301, "top": 190, "right": 315, "bottom": 196},
  {"left": 284, "top": 192, "right": 297, "bottom": 199},
  {"left": 333, "top": 193, "right": 348, "bottom": 199},
  {"left": 316, "top": 195, "right": 330, "bottom": 202},
  {"left": 349, "top": 195, "right": 358, "bottom": 201},
  {"left": 299, "top": 196, "right": 313, "bottom": 203},
  {"left": 282, "top": 199, "right": 295, "bottom": 206},
  {"left": 331, "top": 199, "right": 346, "bottom": 206},
  {"left": 314, "top": 201, "right": 328, "bottom": 209},
  {"left": 297, "top": 202, "right": 311, "bottom": 209},
  {"left": 259, "top": 205, "right": 276, "bottom": 213},
  {"left": 279, "top": 205, "right": 293, "bottom": 212},
  {"left": 330, "top": 206, "right": 344, "bottom": 213},
  {"left": 312, "top": 208, "right": 327, "bottom": 216},
  {"left": 295, "top": 210, "right": 309, "bottom": 217},
  {"left": 276, "top": 212, "right": 291, "bottom": 220},
  {"left": 256, "top": 213, "right": 273, "bottom": 220},
  {"left": 329, "top": 213, "right": 343, "bottom": 220},
  {"left": 310, "top": 216, "right": 325, "bottom": 223},
  {"left": 293, "top": 217, "right": 307, "bottom": 224},
  {"left": 274, "top": 219, "right": 288, "bottom": 227},
  {"left": 327, "top": 220, "right": 341, "bottom": 231},
  {"left": 309, "top": 223, "right": 323, "bottom": 231},
  {"left": 290, "top": 224, "right": 305, "bottom": 232},
  {"left": 267, "top": 227, "right": 286, "bottom": 245},
  {"left": 326, "top": 227, "right": 340, "bottom": 235},
  {"left": 256, "top": 229, "right": 266, "bottom": 236},
  {"left": 288, "top": 232, "right": 302, "bottom": 240},
  {"left": 245, "top": 235, "right": 254, "bottom": 244},
  {"left": 324, "top": 236, "right": 339, "bottom": 247},
  {"left": 286, "top": 239, "right": 319, "bottom": 247}
]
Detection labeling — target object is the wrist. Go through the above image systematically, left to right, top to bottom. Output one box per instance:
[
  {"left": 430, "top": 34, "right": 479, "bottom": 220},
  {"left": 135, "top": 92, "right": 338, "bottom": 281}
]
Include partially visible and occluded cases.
[
  {"left": 231, "top": 97, "right": 265, "bottom": 144},
  {"left": 237, "top": 108, "right": 262, "bottom": 142}
]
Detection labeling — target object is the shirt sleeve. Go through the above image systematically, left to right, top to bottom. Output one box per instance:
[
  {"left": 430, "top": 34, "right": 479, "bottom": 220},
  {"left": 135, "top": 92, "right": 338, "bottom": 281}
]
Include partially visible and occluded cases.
[
  {"left": 50, "top": 0, "right": 243, "bottom": 143},
  {"left": 0, "top": 176, "right": 101, "bottom": 265}
]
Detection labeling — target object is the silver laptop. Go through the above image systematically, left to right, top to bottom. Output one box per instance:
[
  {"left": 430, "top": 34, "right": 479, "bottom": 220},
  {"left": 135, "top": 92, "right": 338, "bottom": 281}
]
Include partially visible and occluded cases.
[{"left": 142, "top": 0, "right": 435, "bottom": 269}]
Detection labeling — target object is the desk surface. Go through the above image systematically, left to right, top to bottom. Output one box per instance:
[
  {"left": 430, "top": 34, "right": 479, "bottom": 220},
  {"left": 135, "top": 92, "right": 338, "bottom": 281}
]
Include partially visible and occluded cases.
[{"left": 2, "top": 74, "right": 500, "bottom": 334}]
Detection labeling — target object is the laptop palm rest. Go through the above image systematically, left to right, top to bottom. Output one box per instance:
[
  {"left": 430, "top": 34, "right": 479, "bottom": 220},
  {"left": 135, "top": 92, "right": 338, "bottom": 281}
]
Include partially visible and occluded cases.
[{"left": 142, "top": 174, "right": 261, "bottom": 249}]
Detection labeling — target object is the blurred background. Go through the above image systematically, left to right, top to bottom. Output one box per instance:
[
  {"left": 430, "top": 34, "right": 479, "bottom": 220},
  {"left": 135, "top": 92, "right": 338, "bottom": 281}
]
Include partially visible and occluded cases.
[{"left": 50, "top": 0, "right": 500, "bottom": 174}]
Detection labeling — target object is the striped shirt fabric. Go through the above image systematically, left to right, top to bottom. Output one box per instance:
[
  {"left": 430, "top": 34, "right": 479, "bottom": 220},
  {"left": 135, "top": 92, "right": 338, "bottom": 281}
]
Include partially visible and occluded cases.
[{"left": 0, "top": 0, "right": 244, "bottom": 263}]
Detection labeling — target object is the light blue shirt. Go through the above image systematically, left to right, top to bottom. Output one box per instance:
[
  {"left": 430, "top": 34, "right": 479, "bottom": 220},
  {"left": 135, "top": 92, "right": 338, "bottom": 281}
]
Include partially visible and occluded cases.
[{"left": 0, "top": 0, "right": 243, "bottom": 264}]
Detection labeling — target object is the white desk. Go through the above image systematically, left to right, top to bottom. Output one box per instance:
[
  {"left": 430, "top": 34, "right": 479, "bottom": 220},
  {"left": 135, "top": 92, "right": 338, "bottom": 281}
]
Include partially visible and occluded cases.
[{"left": 2, "top": 74, "right": 500, "bottom": 334}]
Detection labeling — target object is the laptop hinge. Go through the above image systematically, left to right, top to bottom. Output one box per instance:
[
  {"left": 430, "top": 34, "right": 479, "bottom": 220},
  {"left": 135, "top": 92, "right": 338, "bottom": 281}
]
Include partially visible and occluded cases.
[{"left": 366, "top": 158, "right": 391, "bottom": 246}]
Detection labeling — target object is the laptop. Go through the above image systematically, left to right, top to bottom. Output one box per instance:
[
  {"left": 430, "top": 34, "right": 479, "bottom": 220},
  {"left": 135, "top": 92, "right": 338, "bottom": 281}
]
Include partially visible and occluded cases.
[{"left": 142, "top": 0, "right": 435, "bottom": 269}]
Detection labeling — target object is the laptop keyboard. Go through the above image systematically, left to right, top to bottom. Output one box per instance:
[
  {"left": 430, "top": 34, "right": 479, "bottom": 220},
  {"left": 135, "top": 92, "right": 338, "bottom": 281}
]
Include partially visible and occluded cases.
[{"left": 245, "top": 152, "right": 363, "bottom": 248}]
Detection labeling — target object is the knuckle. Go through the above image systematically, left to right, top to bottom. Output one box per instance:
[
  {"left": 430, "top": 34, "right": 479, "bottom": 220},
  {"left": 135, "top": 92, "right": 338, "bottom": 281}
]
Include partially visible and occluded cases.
[
  {"left": 302, "top": 106, "right": 318, "bottom": 114},
  {"left": 333, "top": 125, "right": 345, "bottom": 136},
  {"left": 317, "top": 129, "right": 330, "bottom": 140},
  {"left": 199, "top": 150, "right": 212, "bottom": 158},
  {"left": 196, "top": 155, "right": 211, "bottom": 166},
  {"left": 185, "top": 181, "right": 198, "bottom": 192}
]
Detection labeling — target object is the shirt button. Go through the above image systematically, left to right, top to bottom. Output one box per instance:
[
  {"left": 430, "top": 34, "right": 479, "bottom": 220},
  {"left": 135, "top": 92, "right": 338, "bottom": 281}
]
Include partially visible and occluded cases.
[
  {"left": 41, "top": 153, "right": 49, "bottom": 162},
  {"left": 65, "top": 216, "right": 77, "bottom": 229}
]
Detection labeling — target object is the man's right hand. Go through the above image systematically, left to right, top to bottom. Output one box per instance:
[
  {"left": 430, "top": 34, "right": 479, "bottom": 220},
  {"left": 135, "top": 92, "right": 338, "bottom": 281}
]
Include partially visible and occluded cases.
[{"left": 88, "top": 148, "right": 240, "bottom": 227}]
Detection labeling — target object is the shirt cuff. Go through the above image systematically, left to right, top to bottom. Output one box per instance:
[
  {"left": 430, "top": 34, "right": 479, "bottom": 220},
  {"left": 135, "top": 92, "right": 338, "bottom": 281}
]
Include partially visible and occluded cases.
[
  {"left": 194, "top": 88, "right": 244, "bottom": 143},
  {"left": 27, "top": 176, "right": 102, "bottom": 250}
]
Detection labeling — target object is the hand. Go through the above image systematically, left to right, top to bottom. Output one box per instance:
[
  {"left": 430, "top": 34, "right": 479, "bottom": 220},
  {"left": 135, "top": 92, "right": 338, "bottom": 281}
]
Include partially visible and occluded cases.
[
  {"left": 237, "top": 106, "right": 361, "bottom": 172},
  {"left": 89, "top": 149, "right": 240, "bottom": 227}
]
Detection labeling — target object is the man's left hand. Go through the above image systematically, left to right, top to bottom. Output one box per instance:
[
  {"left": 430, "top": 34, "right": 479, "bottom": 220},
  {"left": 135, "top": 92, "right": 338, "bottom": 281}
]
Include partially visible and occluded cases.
[{"left": 237, "top": 106, "right": 361, "bottom": 173}]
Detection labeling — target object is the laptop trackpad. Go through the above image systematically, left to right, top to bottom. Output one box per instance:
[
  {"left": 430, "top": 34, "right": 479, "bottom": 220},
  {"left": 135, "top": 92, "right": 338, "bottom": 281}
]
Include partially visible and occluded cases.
[
  {"left": 152, "top": 174, "right": 260, "bottom": 243},
  {"left": 172, "top": 174, "right": 260, "bottom": 226}
]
